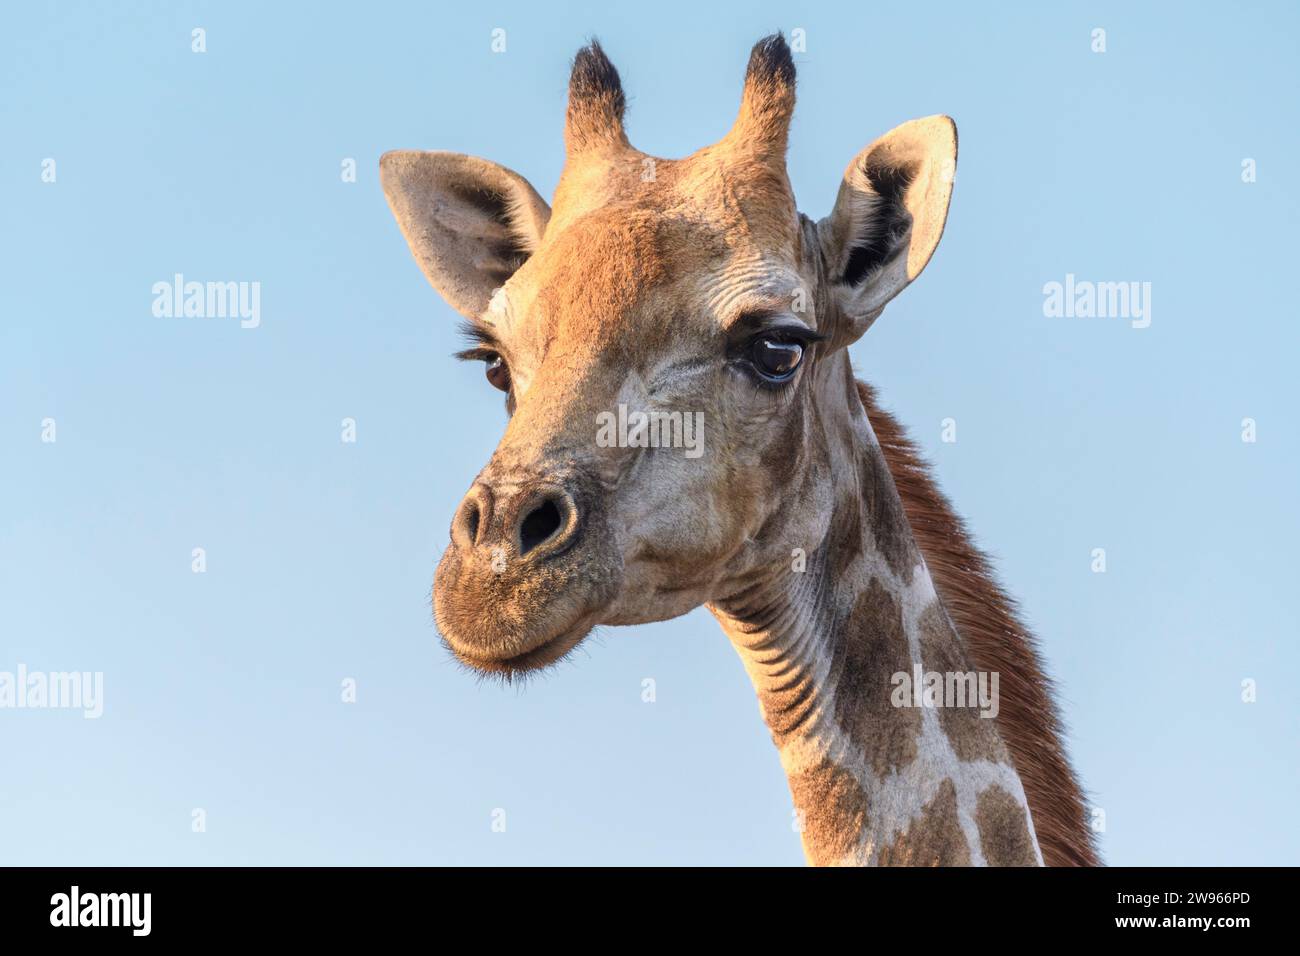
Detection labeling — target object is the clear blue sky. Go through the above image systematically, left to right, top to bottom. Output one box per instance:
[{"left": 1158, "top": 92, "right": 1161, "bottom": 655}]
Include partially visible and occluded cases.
[{"left": 2, "top": 1, "right": 1296, "bottom": 865}]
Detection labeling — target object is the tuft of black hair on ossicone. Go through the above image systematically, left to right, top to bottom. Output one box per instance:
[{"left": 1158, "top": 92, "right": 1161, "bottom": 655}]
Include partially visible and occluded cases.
[
  {"left": 745, "top": 32, "right": 796, "bottom": 88},
  {"left": 569, "top": 39, "right": 626, "bottom": 121}
]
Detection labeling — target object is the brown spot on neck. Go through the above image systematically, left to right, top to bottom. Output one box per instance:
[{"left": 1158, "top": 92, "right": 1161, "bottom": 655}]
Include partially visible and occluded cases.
[
  {"left": 831, "top": 578, "right": 919, "bottom": 777},
  {"left": 917, "top": 602, "right": 1008, "bottom": 764},
  {"left": 876, "top": 779, "right": 970, "bottom": 866},
  {"left": 976, "top": 786, "right": 1040, "bottom": 866}
]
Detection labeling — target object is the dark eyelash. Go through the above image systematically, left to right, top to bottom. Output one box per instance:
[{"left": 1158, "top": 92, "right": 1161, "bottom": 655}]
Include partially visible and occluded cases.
[
  {"left": 457, "top": 320, "right": 499, "bottom": 346},
  {"left": 454, "top": 321, "right": 503, "bottom": 362},
  {"left": 749, "top": 326, "right": 827, "bottom": 347},
  {"left": 454, "top": 346, "right": 499, "bottom": 363}
]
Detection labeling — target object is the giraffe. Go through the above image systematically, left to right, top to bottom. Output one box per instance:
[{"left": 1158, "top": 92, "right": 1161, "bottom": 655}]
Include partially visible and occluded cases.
[{"left": 381, "top": 35, "right": 1098, "bottom": 866}]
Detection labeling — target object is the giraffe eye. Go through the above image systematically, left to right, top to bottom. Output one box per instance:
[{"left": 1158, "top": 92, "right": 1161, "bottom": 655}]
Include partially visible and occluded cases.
[
  {"left": 750, "top": 336, "right": 804, "bottom": 382},
  {"left": 484, "top": 354, "right": 511, "bottom": 392}
]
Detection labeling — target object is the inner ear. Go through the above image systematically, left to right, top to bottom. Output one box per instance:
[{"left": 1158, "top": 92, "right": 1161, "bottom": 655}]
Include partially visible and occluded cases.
[
  {"left": 817, "top": 115, "right": 957, "bottom": 336},
  {"left": 380, "top": 151, "right": 551, "bottom": 320},
  {"left": 841, "top": 154, "right": 920, "bottom": 287},
  {"left": 445, "top": 180, "right": 534, "bottom": 286}
]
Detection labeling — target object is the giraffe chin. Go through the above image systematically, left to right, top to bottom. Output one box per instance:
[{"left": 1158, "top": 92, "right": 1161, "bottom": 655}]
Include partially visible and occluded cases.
[{"left": 442, "top": 617, "right": 595, "bottom": 677}]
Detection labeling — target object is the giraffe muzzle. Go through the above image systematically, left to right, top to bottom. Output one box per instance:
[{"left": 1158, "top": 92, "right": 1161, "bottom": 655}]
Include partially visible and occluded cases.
[{"left": 433, "top": 473, "right": 622, "bottom": 675}]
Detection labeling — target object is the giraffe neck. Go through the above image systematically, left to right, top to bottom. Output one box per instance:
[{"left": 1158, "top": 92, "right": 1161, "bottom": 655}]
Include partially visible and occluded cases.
[{"left": 709, "top": 369, "right": 1043, "bottom": 866}]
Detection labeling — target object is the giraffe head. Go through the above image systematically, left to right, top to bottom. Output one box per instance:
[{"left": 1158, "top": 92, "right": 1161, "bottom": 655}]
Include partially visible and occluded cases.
[{"left": 382, "top": 35, "right": 957, "bottom": 676}]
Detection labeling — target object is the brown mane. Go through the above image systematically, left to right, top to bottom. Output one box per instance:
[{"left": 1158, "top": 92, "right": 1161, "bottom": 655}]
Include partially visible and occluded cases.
[{"left": 858, "top": 380, "right": 1100, "bottom": 866}]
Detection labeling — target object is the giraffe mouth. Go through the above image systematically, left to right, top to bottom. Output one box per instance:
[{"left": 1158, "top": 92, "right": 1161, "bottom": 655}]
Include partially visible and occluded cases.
[{"left": 441, "top": 614, "right": 597, "bottom": 677}]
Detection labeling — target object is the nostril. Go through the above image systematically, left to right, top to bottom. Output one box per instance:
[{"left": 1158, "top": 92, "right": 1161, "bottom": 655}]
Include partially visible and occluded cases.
[
  {"left": 452, "top": 485, "right": 492, "bottom": 551},
  {"left": 519, "top": 498, "right": 563, "bottom": 555},
  {"left": 463, "top": 500, "right": 480, "bottom": 545}
]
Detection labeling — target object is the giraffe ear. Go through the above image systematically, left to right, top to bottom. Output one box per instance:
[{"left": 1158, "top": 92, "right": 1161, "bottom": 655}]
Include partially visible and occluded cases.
[
  {"left": 817, "top": 115, "right": 957, "bottom": 340},
  {"left": 380, "top": 151, "right": 551, "bottom": 319}
]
